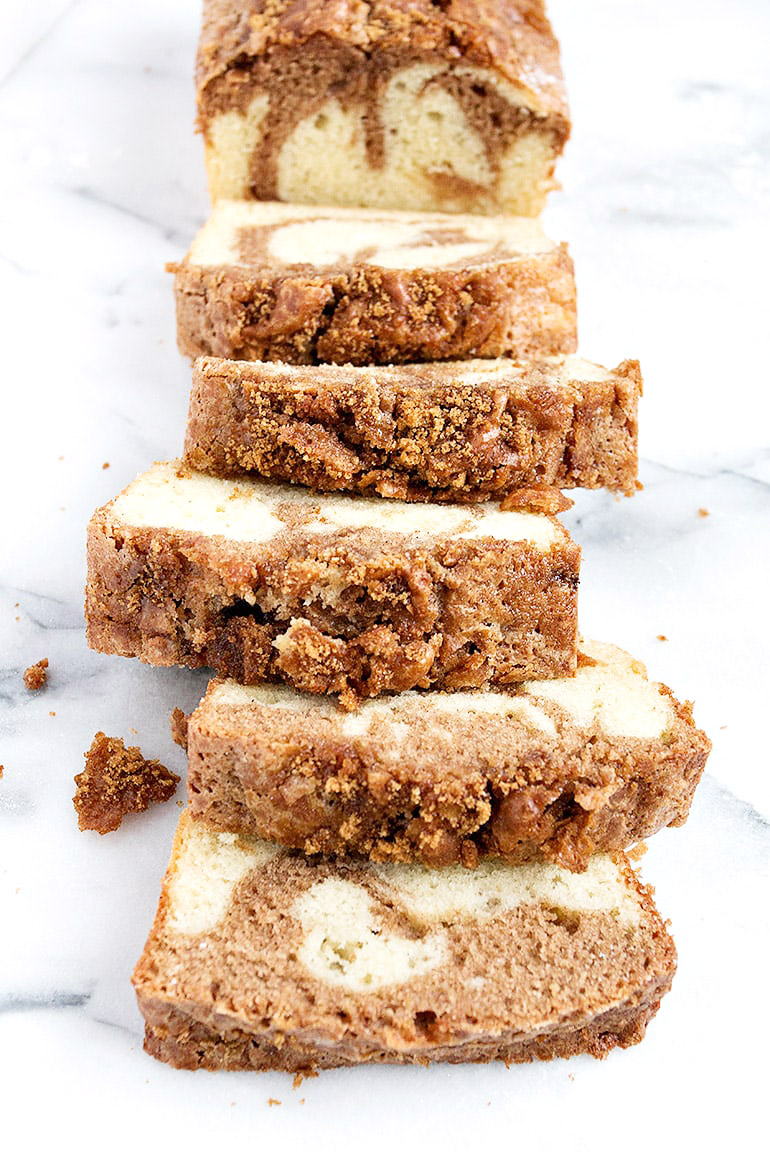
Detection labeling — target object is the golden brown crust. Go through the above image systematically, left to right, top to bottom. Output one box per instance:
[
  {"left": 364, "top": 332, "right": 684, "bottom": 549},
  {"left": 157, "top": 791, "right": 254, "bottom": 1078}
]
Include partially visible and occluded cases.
[
  {"left": 197, "top": 0, "right": 569, "bottom": 122},
  {"left": 172, "top": 244, "right": 577, "bottom": 366},
  {"left": 184, "top": 357, "right": 641, "bottom": 500},
  {"left": 85, "top": 503, "right": 579, "bottom": 707},
  {"left": 186, "top": 669, "right": 710, "bottom": 869},
  {"left": 73, "top": 733, "right": 180, "bottom": 834}
]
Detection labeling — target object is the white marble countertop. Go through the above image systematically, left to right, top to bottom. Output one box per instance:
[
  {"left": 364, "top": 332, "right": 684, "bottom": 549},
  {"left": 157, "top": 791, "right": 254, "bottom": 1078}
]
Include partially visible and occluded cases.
[{"left": 1, "top": 0, "right": 768, "bottom": 1146}]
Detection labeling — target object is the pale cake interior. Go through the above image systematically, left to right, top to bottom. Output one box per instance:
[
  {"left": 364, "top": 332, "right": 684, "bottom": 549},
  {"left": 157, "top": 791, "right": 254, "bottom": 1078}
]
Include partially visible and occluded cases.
[
  {"left": 205, "top": 63, "right": 559, "bottom": 216},
  {"left": 187, "top": 199, "right": 556, "bottom": 269},
  {"left": 202, "top": 353, "right": 613, "bottom": 389},
  {"left": 108, "top": 461, "right": 561, "bottom": 548},
  {"left": 207, "top": 640, "right": 676, "bottom": 744},
  {"left": 164, "top": 816, "right": 643, "bottom": 993}
]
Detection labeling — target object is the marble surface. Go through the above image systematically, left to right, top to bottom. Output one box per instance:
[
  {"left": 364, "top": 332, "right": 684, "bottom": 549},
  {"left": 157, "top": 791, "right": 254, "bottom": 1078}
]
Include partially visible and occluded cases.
[{"left": 1, "top": 0, "right": 768, "bottom": 1145}]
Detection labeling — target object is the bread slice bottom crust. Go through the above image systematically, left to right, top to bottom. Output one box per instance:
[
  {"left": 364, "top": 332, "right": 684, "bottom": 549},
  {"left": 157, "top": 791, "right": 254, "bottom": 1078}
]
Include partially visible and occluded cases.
[{"left": 140, "top": 991, "right": 668, "bottom": 1072}]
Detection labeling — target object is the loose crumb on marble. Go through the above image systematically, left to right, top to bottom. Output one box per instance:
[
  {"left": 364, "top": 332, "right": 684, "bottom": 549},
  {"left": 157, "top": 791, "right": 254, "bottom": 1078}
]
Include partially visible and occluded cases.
[
  {"left": 102, "top": 461, "right": 110, "bottom": 470},
  {"left": 698, "top": 507, "right": 709, "bottom": 517},
  {"left": 656, "top": 634, "right": 668, "bottom": 642},
  {"left": 24, "top": 658, "right": 48, "bottom": 691},
  {"left": 170, "top": 707, "right": 189, "bottom": 749},
  {"left": 49, "top": 711, "right": 56, "bottom": 717},
  {"left": 73, "top": 732, "right": 180, "bottom": 834},
  {"left": 0, "top": 765, "right": 4, "bottom": 780},
  {"left": 267, "top": 1098, "right": 282, "bottom": 1107}
]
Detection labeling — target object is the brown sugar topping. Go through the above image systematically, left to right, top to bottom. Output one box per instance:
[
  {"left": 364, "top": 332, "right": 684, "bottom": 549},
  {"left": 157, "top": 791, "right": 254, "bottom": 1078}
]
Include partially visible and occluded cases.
[
  {"left": 23, "top": 658, "right": 49, "bottom": 691},
  {"left": 73, "top": 733, "right": 180, "bottom": 834}
]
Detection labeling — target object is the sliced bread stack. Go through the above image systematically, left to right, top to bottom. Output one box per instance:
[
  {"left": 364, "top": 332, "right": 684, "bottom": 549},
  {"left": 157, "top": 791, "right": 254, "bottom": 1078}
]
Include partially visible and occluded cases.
[{"left": 86, "top": 0, "right": 710, "bottom": 1074}]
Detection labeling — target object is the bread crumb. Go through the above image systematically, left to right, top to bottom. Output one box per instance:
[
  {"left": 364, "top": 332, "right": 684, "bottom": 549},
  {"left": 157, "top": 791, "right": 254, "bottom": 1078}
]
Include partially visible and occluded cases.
[
  {"left": 102, "top": 461, "right": 110, "bottom": 470},
  {"left": 499, "top": 487, "right": 574, "bottom": 515},
  {"left": 698, "top": 507, "right": 709, "bottom": 517},
  {"left": 656, "top": 634, "right": 668, "bottom": 642},
  {"left": 576, "top": 649, "right": 599, "bottom": 668},
  {"left": 24, "top": 658, "right": 48, "bottom": 690},
  {"left": 170, "top": 707, "right": 189, "bottom": 749},
  {"left": 49, "top": 711, "right": 56, "bottom": 717},
  {"left": 73, "top": 733, "right": 180, "bottom": 834},
  {"left": 0, "top": 765, "right": 4, "bottom": 779},
  {"left": 627, "top": 843, "right": 648, "bottom": 863},
  {"left": 267, "top": 1098, "right": 281, "bottom": 1107}
]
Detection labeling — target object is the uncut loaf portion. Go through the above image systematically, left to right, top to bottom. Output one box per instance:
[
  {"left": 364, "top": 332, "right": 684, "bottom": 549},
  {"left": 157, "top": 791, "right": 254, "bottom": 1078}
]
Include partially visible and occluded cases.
[
  {"left": 197, "top": 0, "right": 570, "bottom": 218},
  {"left": 172, "top": 201, "right": 577, "bottom": 366},
  {"left": 185, "top": 355, "right": 641, "bottom": 501},
  {"left": 86, "top": 462, "right": 580, "bottom": 708},
  {"left": 183, "top": 641, "right": 710, "bottom": 870},
  {"left": 133, "top": 813, "right": 676, "bottom": 1073}
]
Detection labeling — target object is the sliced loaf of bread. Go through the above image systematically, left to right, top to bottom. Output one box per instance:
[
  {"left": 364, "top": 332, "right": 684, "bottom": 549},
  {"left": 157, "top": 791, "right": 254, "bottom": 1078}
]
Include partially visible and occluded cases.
[
  {"left": 172, "top": 201, "right": 577, "bottom": 365},
  {"left": 185, "top": 355, "right": 641, "bottom": 500},
  {"left": 86, "top": 462, "right": 580, "bottom": 706},
  {"left": 183, "top": 640, "right": 709, "bottom": 869},
  {"left": 133, "top": 812, "right": 677, "bottom": 1073}
]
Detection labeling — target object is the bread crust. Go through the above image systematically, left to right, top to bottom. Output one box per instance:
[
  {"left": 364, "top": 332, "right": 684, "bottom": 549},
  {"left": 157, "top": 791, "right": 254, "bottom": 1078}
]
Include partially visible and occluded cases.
[
  {"left": 197, "top": 1, "right": 569, "bottom": 123},
  {"left": 173, "top": 243, "right": 577, "bottom": 366},
  {"left": 184, "top": 356, "right": 641, "bottom": 499},
  {"left": 85, "top": 474, "right": 580, "bottom": 707},
  {"left": 140, "top": 993, "right": 667, "bottom": 1071}
]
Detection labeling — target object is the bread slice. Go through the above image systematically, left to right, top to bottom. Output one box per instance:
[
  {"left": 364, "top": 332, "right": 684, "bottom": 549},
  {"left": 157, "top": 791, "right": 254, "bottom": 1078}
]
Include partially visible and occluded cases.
[
  {"left": 196, "top": 0, "right": 570, "bottom": 217},
  {"left": 172, "top": 201, "right": 577, "bottom": 365},
  {"left": 185, "top": 355, "right": 641, "bottom": 500},
  {"left": 86, "top": 461, "right": 580, "bottom": 707},
  {"left": 184, "top": 640, "right": 710, "bottom": 869},
  {"left": 133, "top": 812, "right": 677, "bottom": 1072}
]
